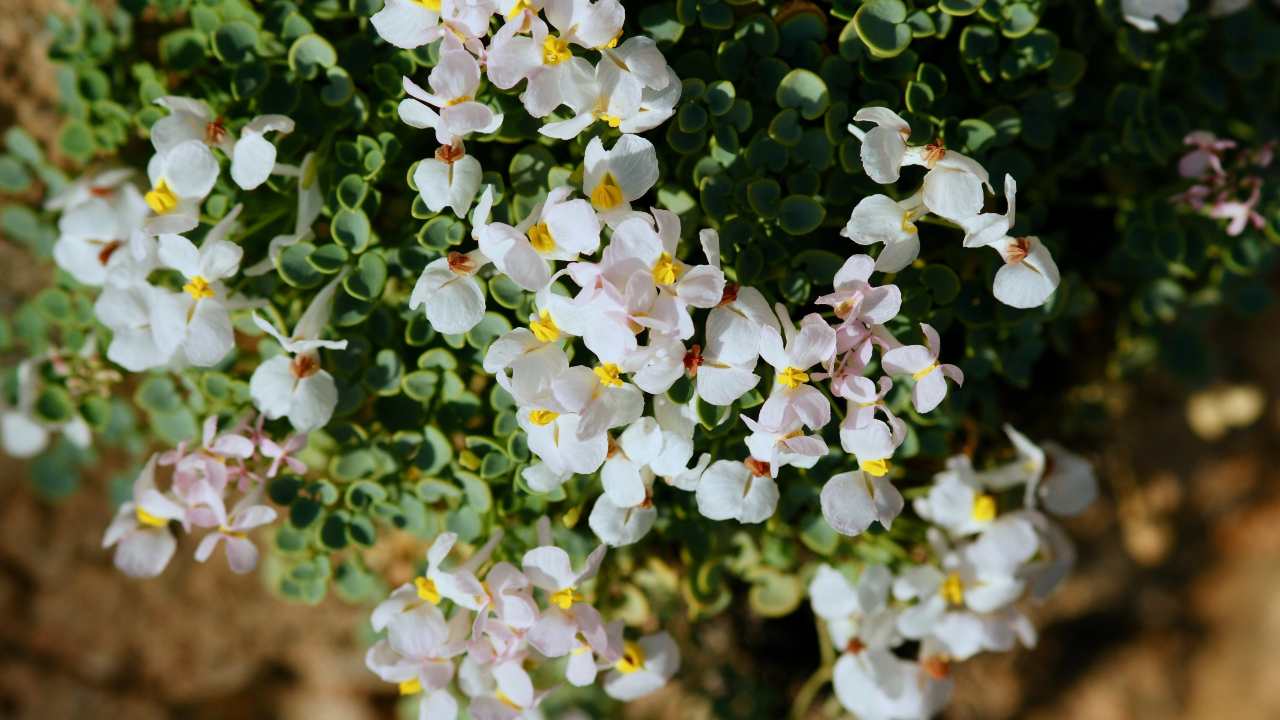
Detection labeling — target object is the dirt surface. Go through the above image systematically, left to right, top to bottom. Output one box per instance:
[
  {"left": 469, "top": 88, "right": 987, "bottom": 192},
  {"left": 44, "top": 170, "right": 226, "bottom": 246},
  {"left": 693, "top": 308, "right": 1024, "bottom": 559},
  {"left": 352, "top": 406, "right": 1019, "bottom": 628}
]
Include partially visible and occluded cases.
[{"left": 5, "top": 4, "right": 1280, "bottom": 720}]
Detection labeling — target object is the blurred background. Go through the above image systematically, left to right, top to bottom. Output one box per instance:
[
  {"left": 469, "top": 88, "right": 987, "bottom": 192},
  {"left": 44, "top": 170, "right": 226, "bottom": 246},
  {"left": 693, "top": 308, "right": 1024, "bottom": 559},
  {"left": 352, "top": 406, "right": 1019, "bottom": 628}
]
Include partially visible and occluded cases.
[{"left": 4, "top": 3, "right": 1280, "bottom": 719}]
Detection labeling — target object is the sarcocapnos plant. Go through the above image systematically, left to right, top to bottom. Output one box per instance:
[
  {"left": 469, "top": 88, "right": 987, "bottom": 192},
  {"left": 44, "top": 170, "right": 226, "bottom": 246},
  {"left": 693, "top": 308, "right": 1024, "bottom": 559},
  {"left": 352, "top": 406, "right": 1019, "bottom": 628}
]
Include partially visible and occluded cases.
[{"left": 30, "top": 0, "right": 1280, "bottom": 716}]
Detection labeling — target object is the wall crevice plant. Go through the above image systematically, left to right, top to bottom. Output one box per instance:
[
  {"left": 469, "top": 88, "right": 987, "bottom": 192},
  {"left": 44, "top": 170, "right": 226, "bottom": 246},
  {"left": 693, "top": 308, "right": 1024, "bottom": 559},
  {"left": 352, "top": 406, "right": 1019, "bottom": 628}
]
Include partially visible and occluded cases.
[{"left": 2, "top": 0, "right": 1278, "bottom": 717}]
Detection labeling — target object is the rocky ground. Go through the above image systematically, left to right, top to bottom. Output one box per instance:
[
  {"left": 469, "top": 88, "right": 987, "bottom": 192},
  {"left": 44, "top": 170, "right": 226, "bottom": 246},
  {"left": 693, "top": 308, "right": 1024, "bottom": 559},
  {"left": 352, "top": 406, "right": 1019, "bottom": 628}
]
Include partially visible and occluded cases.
[{"left": 4, "top": 3, "right": 1280, "bottom": 719}]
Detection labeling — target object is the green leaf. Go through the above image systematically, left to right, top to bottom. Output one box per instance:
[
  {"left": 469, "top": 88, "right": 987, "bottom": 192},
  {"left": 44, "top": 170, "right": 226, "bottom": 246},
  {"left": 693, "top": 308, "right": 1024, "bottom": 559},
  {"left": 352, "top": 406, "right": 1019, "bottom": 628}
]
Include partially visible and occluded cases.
[
  {"left": 853, "top": 0, "right": 912, "bottom": 59},
  {"left": 938, "top": 0, "right": 982, "bottom": 15},
  {"left": 212, "top": 21, "right": 257, "bottom": 65},
  {"left": 159, "top": 29, "right": 207, "bottom": 72},
  {"left": 288, "top": 34, "right": 337, "bottom": 80},
  {"left": 776, "top": 69, "right": 830, "bottom": 121},
  {"left": 57, "top": 120, "right": 96, "bottom": 164},
  {"left": 0, "top": 156, "right": 32, "bottom": 192},
  {"left": 747, "top": 179, "right": 782, "bottom": 218},
  {"left": 777, "top": 195, "right": 826, "bottom": 236},
  {"left": 332, "top": 208, "right": 372, "bottom": 252},
  {"left": 418, "top": 215, "right": 466, "bottom": 250},
  {"left": 278, "top": 242, "right": 325, "bottom": 288},
  {"left": 308, "top": 244, "right": 349, "bottom": 274},
  {"left": 344, "top": 252, "right": 387, "bottom": 301},
  {"left": 921, "top": 264, "right": 962, "bottom": 304},
  {"left": 34, "top": 386, "right": 75, "bottom": 424},
  {"left": 747, "top": 568, "right": 804, "bottom": 618}
]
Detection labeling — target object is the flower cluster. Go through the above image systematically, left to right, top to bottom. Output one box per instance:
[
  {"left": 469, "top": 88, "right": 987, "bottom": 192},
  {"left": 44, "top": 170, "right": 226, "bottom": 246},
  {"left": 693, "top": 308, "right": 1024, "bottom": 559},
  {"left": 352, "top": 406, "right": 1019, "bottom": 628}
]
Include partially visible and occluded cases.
[
  {"left": 381, "top": 0, "right": 679, "bottom": 220},
  {"left": 48, "top": 94, "right": 303, "bottom": 376},
  {"left": 846, "top": 108, "right": 1060, "bottom": 309},
  {"left": 1173, "top": 130, "right": 1275, "bottom": 237},
  {"left": 101, "top": 415, "right": 302, "bottom": 578},
  {"left": 809, "top": 426, "right": 1097, "bottom": 720},
  {"left": 365, "top": 519, "right": 678, "bottom": 719}
]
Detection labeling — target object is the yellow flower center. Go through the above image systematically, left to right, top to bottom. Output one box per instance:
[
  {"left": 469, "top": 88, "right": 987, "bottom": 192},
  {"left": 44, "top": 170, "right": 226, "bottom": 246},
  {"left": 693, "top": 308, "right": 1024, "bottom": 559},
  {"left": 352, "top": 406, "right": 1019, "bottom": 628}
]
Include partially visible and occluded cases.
[
  {"left": 413, "top": 0, "right": 441, "bottom": 11},
  {"left": 506, "top": 0, "right": 533, "bottom": 19},
  {"left": 600, "top": 32, "right": 621, "bottom": 49},
  {"left": 542, "top": 35, "right": 572, "bottom": 65},
  {"left": 445, "top": 95, "right": 472, "bottom": 107},
  {"left": 597, "top": 112, "right": 623, "bottom": 128},
  {"left": 590, "top": 172, "right": 624, "bottom": 210},
  {"left": 144, "top": 179, "right": 178, "bottom": 214},
  {"left": 901, "top": 210, "right": 918, "bottom": 234},
  {"left": 528, "top": 221, "right": 555, "bottom": 253},
  {"left": 651, "top": 252, "right": 681, "bottom": 285},
  {"left": 183, "top": 275, "right": 215, "bottom": 300},
  {"left": 530, "top": 309, "right": 560, "bottom": 342},
  {"left": 911, "top": 361, "right": 939, "bottom": 381},
  {"left": 593, "top": 363, "right": 623, "bottom": 387},
  {"left": 777, "top": 366, "right": 809, "bottom": 388},
  {"left": 529, "top": 409, "right": 559, "bottom": 426},
  {"left": 859, "top": 458, "right": 890, "bottom": 477},
  {"left": 971, "top": 494, "right": 997, "bottom": 522},
  {"left": 135, "top": 506, "right": 168, "bottom": 528},
  {"left": 941, "top": 572, "right": 965, "bottom": 606},
  {"left": 414, "top": 576, "right": 441, "bottom": 604},
  {"left": 550, "top": 586, "right": 584, "bottom": 610},
  {"left": 616, "top": 641, "right": 645, "bottom": 674},
  {"left": 571, "top": 642, "right": 592, "bottom": 656},
  {"left": 398, "top": 677, "right": 423, "bottom": 695}
]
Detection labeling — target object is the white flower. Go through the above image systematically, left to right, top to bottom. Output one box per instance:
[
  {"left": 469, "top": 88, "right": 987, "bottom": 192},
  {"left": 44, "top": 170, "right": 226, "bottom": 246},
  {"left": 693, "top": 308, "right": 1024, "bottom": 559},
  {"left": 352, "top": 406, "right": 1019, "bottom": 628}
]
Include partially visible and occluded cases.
[
  {"left": 370, "top": 0, "right": 493, "bottom": 50},
  {"left": 545, "top": 0, "right": 625, "bottom": 49},
  {"left": 1122, "top": 0, "right": 1188, "bottom": 31},
  {"left": 399, "top": 40, "right": 503, "bottom": 145},
  {"left": 541, "top": 55, "right": 644, "bottom": 139},
  {"left": 151, "top": 96, "right": 294, "bottom": 191},
  {"left": 848, "top": 106, "right": 991, "bottom": 221},
  {"left": 230, "top": 114, "right": 295, "bottom": 190},
  {"left": 581, "top": 134, "right": 659, "bottom": 224},
  {"left": 143, "top": 139, "right": 217, "bottom": 235},
  {"left": 413, "top": 144, "right": 484, "bottom": 219},
  {"left": 51, "top": 174, "right": 150, "bottom": 287},
  {"left": 478, "top": 185, "right": 601, "bottom": 291},
  {"left": 841, "top": 193, "right": 926, "bottom": 272},
  {"left": 158, "top": 206, "right": 245, "bottom": 367},
  {"left": 602, "top": 210, "right": 726, "bottom": 333},
  {"left": 988, "top": 234, "right": 1060, "bottom": 309},
  {"left": 409, "top": 249, "right": 489, "bottom": 334},
  {"left": 815, "top": 255, "right": 902, "bottom": 354},
  {"left": 249, "top": 275, "right": 349, "bottom": 433},
  {"left": 95, "top": 283, "right": 187, "bottom": 372},
  {"left": 758, "top": 305, "right": 837, "bottom": 431},
  {"left": 881, "top": 323, "right": 963, "bottom": 414},
  {"left": 551, "top": 364, "right": 644, "bottom": 440},
  {"left": 840, "top": 412, "right": 905, "bottom": 478},
  {"left": 741, "top": 414, "right": 828, "bottom": 476},
  {"left": 981, "top": 425, "right": 1098, "bottom": 517},
  {"left": 101, "top": 455, "right": 188, "bottom": 578},
  {"left": 913, "top": 455, "right": 1002, "bottom": 538},
  {"left": 695, "top": 459, "right": 778, "bottom": 524},
  {"left": 820, "top": 470, "right": 904, "bottom": 536},
  {"left": 193, "top": 488, "right": 276, "bottom": 573},
  {"left": 588, "top": 494, "right": 657, "bottom": 547},
  {"left": 894, "top": 518, "right": 1040, "bottom": 660},
  {"left": 522, "top": 538, "right": 607, "bottom": 611},
  {"left": 365, "top": 602, "right": 468, "bottom": 712},
  {"left": 602, "top": 631, "right": 681, "bottom": 701},
  {"left": 832, "top": 650, "right": 953, "bottom": 720}
]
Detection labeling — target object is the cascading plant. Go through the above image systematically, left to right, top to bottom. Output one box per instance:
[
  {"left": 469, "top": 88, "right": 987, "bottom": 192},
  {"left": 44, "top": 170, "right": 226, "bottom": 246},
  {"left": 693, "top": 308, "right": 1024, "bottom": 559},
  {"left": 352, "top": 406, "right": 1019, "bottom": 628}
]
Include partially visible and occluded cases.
[{"left": 2, "top": 0, "right": 1278, "bottom": 717}]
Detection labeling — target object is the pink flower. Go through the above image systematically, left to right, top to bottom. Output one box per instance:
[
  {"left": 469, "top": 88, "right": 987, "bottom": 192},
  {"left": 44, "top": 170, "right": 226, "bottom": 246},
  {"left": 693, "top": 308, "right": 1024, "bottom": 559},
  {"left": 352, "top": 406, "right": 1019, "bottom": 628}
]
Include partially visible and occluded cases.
[
  {"left": 1178, "top": 131, "right": 1236, "bottom": 180},
  {"left": 260, "top": 432, "right": 307, "bottom": 477}
]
